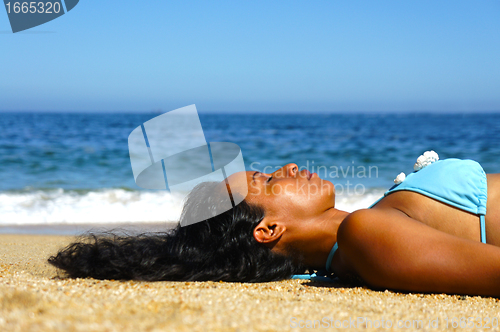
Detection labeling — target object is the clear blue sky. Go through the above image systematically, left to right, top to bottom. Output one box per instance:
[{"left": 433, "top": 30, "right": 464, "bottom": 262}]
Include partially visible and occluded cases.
[{"left": 1, "top": 0, "right": 499, "bottom": 112}]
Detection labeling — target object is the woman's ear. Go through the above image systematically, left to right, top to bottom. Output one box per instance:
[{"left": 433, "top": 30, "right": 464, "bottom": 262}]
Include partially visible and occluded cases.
[{"left": 253, "top": 219, "right": 286, "bottom": 244}]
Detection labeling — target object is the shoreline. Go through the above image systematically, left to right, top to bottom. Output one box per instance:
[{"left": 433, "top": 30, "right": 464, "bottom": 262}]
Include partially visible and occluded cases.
[
  {"left": 0, "top": 222, "right": 178, "bottom": 236},
  {"left": 1, "top": 234, "right": 499, "bottom": 331}
]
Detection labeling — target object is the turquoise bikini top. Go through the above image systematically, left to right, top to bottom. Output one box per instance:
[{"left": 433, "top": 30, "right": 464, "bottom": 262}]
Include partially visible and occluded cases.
[
  {"left": 292, "top": 158, "right": 488, "bottom": 281},
  {"left": 371, "top": 159, "right": 487, "bottom": 217}
]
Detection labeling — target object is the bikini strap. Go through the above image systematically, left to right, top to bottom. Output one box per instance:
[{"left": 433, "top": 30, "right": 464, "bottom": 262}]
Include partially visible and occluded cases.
[
  {"left": 480, "top": 215, "right": 486, "bottom": 244},
  {"left": 290, "top": 242, "right": 339, "bottom": 281},
  {"left": 325, "top": 242, "right": 338, "bottom": 273},
  {"left": 291, "top": 271, "right": 336, "bottom": 282}
]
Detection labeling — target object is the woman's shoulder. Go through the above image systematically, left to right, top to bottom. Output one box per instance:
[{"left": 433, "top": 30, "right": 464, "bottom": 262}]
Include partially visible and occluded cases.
[
  {"left": 336, "top": 206, "right": 500, "bottom": 296},
  {"left": 337, "top": 207, "right": 434, "bottom": 264},
  {"left": 334, "top": 208, "right": 415, "bottom": 287},
  {"left": 337, "top": 208, "right": 408, "bottom": 252},
  {"left": 339, "top": 208, "right": 408, "bottom": 233}
]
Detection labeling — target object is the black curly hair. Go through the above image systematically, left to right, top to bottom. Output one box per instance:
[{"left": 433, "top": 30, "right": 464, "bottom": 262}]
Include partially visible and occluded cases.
[{"left": 48, "top": 182, "right": 306, "bottom": 282}]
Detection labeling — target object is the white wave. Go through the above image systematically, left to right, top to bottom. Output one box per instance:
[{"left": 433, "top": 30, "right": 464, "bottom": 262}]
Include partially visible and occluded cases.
[
  {"left": 0, "top": 187, "right": 386, "bottom": 226},
  {"left": 334, "top": 188, "right": 386, "bottom": 212},
  {"left": 0, "top": 189, "right": 185, "bottom": 225}
]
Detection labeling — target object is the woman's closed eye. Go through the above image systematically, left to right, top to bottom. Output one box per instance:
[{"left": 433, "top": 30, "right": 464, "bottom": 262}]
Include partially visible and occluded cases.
[{"left": 266, "top": 176, "right": 273, "bottom": 183}]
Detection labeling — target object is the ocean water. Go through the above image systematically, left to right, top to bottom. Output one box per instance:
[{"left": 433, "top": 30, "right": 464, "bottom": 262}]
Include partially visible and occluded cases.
[{"left": 1, "top": 112, "right": 499, "bottom": 230}]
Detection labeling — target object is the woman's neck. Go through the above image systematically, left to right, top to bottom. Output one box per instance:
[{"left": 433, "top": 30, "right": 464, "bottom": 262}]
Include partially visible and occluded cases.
[{"left": 294, "top": 208, "right": 350, "bottom": 270}]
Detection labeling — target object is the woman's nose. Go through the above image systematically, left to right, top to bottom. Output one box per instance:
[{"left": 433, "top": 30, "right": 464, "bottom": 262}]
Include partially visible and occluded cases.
[{"left": 277, "top": 163, "right": 298, "bottom": 178}]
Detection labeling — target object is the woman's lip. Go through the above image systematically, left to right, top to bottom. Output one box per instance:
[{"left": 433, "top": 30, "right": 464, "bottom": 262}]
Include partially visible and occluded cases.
[{"left": 301, "top": 169, "right": 316, "bottom": 180}]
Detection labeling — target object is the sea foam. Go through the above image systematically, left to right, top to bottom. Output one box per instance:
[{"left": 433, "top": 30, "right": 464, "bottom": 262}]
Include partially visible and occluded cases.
[
  {"left": 0, "top": 187, "right": 386, "bottom": 225},
  {"left": 0, "top": 189, "right": 185, "bottom": 225}
]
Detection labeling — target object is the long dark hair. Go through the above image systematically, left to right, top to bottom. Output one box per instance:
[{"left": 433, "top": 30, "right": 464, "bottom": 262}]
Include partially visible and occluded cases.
[{"left": 48, "top": 182, "right": 306, "bottom": 282}]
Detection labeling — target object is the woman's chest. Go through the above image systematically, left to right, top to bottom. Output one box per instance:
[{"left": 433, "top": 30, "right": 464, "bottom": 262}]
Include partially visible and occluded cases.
[{"left": 375, "top": 191, "right": 482, "bottom": 242}]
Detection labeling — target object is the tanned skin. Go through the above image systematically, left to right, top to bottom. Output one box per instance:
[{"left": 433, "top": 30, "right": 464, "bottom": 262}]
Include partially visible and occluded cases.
[{"left": 226, "top": 164, "right": 500, "bottom": 297}]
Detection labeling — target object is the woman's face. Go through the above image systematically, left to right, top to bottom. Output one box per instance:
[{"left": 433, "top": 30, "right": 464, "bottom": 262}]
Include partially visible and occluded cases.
[{"left": 228, "top": 163, "right": 336, "bottom": 225}]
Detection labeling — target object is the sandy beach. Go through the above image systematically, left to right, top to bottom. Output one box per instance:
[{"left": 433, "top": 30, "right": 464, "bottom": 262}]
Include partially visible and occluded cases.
[{"left": 1, "top": 234, "right": 499, "bottom": 332}]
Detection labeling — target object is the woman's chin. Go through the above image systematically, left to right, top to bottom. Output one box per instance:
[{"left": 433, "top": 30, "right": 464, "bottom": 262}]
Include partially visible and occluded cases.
[{"left": 319, "top": 179, "right": 335, "bottom": 196}]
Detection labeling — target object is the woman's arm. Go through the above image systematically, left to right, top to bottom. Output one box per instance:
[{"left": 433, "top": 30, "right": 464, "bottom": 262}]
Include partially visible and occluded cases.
[{"left": 335, "top": 208, "right": 500, "bottom": 297}]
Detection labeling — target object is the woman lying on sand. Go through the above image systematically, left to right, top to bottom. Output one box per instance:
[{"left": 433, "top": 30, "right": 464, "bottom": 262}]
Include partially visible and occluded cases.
[{"left": 49, "top": 153, "right": 500, "bottom": 297}]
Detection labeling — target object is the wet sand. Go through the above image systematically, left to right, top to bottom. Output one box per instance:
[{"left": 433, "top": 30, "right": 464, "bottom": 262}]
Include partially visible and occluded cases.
[{"left": 1, "top": 234, "right": 499, "bottom": 331}]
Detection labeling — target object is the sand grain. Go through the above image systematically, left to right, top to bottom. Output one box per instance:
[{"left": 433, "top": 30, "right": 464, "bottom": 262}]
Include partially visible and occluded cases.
[{"left": 1, "top": 235, "right": 499, "bottom": 331}]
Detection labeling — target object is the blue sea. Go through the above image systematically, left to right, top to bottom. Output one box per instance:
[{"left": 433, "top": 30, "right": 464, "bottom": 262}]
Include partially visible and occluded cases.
[{"left": 1, "top": 112, "right": 499, "bottom": 232}]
